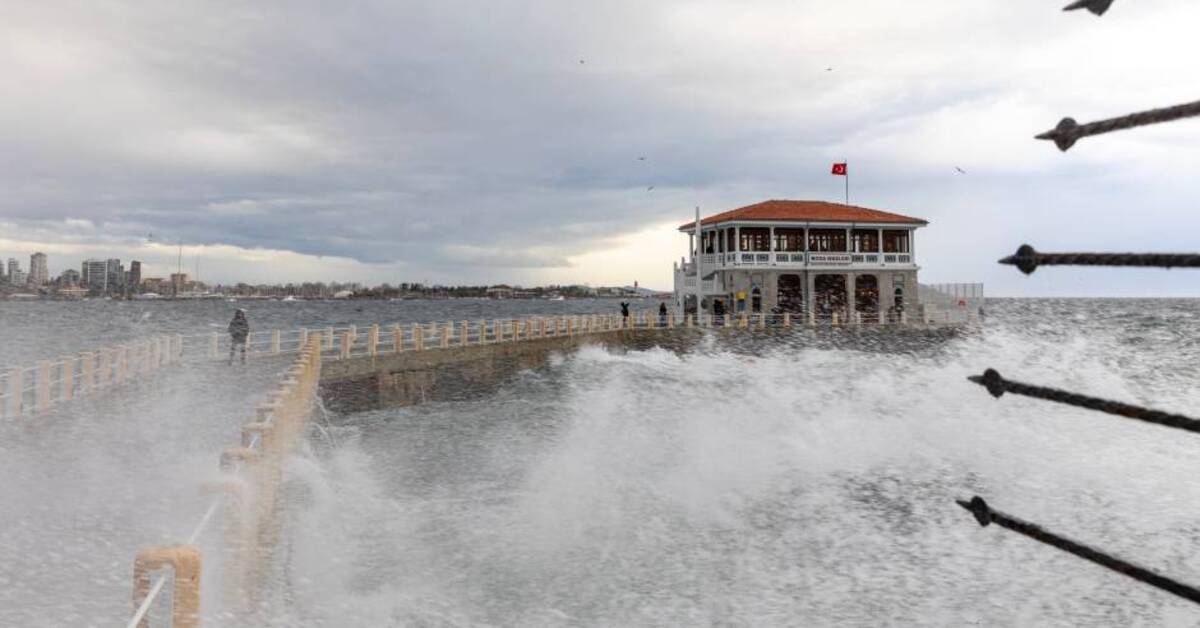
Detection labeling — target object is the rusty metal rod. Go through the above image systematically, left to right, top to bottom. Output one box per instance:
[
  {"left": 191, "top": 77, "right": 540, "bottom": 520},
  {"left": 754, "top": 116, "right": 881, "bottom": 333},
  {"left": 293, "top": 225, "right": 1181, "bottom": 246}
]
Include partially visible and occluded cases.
[
  {"left": 1063, "top": 0, "right": 1114, "bottom": 16},
  {"left": 1036, "top": 99, "right": 1200, "bottom": 151},
  {"left": 999, "top": 244, "right": 1200, "bottom": 275},
  {"left": 968, "top": 368, "right": 1200, "bottom": 435},
  {"left": 957, "top": 496, "right": 1200, "bottom": 605}
]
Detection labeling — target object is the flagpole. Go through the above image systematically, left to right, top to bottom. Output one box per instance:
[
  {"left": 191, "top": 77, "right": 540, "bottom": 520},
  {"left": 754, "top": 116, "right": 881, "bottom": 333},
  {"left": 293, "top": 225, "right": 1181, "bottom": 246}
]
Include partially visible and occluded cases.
[
  {"left": 844, "top": 160, "right": 849, "bottom": 205},
  {"left": 694, "top": 205, "right": 702, "bottom": 324}
]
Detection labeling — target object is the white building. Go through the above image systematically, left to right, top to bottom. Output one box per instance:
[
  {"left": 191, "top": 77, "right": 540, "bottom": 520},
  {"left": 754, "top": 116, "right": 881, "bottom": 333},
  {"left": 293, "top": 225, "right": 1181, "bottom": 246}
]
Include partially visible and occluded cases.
[
  {"left": 674, "top": 200, "right": 925, "bottom": 322},
  {"left": 28, "top": 252, "right": 48, "bottom": 286}
]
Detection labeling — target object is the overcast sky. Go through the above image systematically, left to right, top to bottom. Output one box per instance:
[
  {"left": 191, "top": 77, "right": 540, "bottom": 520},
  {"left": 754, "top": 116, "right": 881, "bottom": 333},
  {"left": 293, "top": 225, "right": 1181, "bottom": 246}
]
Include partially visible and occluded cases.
[{"left": 1, "top": 0, "right": 1198, "bottom": 294}]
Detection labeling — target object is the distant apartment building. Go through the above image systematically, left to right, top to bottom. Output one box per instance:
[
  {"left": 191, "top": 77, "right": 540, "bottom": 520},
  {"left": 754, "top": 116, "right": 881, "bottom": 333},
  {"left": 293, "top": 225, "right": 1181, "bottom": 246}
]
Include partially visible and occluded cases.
[
  {"left": 28, "top": 252, "right": 48, "bottom": 286},
  {"left": 7, "top": 258, "right": 19, "bottom": 281},
  {"left": 82, "top": 259, "right": 109, "bottom": 294},
  {"left": 106, "top": 259, "right": 124, "bottom": 293},
  {"left": 127, "top": 260, "right": 142, "bottom": 293},
  {"left": 59, "top": 269, "right": 81, "bottom": 286},
  {"left": 9, "top": 270, "right": 27, "bottom": 286},
  {"left": 170, "top": 272, "right": 189, "bottom": 295},
  {"left": 141, "top": 277, "right": 167, "bottom": 294}
]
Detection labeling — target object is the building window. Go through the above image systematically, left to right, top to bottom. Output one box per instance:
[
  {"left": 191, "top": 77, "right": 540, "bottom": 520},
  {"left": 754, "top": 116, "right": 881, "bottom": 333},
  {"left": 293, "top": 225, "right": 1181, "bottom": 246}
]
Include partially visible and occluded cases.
[
  {"left": 739, "top": 228, "right": 771, "bottom": 252},
  {"left": 774, "top": 228, "right": 804, "bottom": 252},
  {"left": 717, "top": 229, "right": 725, "bottom": 253},
  {"left": 726, "top": 229, "right": 736, "bottom": 252},
  {"left": 808, "top": 229, "right": 847, "bottom": 252},
  {"left": 851, "top": 229, "right": 879, "bottom": 253},
  {"left": 883, "top": 230, "right": 910, "bottom": 253},
  {"left": 702, "top": 231, "right": 716, "bottom": 254}
]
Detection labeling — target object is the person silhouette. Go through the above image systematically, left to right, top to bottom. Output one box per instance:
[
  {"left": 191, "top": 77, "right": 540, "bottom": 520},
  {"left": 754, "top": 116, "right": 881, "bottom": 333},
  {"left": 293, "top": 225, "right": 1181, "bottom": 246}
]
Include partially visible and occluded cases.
[{"left": 227, "top": 309, "right": 249, "bottom": 364}]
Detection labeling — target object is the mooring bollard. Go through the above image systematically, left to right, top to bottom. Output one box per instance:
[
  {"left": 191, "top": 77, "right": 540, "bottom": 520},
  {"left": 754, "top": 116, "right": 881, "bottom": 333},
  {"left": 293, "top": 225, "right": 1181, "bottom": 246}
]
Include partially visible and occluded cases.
[
  {"left": 368, "top": 325, "right": 379, "bottom": 356},
  {"left": 132, "top": 544, "right": 202, "bottom": 628}
]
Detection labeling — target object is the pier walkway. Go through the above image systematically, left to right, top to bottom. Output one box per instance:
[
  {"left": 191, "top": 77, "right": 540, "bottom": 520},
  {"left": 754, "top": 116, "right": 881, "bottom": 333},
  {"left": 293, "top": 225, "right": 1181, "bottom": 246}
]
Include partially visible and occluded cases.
[{"left": 0, "top": 308, "right": 978, "bottom": 626}]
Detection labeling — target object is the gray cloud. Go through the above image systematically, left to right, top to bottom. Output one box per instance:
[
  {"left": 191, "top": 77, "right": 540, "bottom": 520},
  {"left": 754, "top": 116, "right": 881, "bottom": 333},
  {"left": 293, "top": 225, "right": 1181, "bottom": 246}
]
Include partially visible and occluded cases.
[{"left": 2, "top": 0, "right": 1199, "bottom": 293}]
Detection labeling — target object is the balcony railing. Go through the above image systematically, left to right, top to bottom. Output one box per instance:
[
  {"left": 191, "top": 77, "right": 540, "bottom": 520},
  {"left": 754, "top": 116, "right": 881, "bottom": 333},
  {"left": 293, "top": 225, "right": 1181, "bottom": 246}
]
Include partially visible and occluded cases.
[{"left": 684, "top": 251, "right": 914, "bottom": 273}]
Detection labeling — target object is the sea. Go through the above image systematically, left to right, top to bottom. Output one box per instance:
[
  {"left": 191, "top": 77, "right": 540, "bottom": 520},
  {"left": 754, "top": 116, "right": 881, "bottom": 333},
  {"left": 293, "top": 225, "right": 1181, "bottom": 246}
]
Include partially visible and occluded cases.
[{"left": 2, "top": 297, "right": 1200, "bottom": 627}]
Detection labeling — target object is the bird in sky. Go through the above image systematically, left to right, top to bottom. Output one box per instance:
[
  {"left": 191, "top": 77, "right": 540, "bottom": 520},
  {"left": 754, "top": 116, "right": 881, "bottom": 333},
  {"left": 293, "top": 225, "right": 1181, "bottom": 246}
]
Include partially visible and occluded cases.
[
  {"left": 579, "top": 59, "right": 585, "bottom": 64},
  {"left": 826, "top": 67, "right": 833, "bottom": 71},
  {"left": 637, "top": 156, "right": 646, "bottom": 160},
  {"left": 955, "top": 167, "right": 967, "bottom": 174},
  {"left": 647, "top": 186, "right": 655, "bottom": 192}
]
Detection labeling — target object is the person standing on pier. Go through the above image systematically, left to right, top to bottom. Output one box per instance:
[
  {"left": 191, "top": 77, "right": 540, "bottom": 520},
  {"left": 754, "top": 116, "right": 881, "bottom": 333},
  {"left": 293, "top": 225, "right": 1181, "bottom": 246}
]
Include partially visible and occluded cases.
[
  {"left": 658, "top": 301, "right": 668, "bottom": 325},
  {"left": 620, "top": 302, "right": 630, "bottom": 325},
  {"left": 227, "top": 309, "right": 249, "bottom": 365}
]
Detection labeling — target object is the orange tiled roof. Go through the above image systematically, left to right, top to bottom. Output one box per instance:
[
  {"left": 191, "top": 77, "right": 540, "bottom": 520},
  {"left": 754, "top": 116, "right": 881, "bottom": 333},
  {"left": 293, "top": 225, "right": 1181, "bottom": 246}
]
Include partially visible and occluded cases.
[{"left": 678, "top": 200, "right": 927, "bottom": 230}]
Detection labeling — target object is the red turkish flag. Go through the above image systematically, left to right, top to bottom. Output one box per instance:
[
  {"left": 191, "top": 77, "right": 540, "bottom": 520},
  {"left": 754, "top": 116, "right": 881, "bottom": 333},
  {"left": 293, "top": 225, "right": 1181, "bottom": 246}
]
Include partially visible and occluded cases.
[{"left": 831, "top": 163, "right": 847, "bottom": 176}]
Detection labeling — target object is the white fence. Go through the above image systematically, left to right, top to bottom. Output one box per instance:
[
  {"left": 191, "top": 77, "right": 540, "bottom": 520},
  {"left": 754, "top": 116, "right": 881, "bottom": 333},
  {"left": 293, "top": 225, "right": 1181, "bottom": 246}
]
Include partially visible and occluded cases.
[{"left": 2, "top": 308, "right": 982, "bottom": 420}]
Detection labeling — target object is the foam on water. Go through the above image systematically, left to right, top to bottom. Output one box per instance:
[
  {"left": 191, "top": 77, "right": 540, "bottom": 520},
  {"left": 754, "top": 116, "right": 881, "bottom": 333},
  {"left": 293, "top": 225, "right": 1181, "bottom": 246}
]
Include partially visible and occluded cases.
[{"left": 259, "top": 302, "right": 1200, "bottom": 627}]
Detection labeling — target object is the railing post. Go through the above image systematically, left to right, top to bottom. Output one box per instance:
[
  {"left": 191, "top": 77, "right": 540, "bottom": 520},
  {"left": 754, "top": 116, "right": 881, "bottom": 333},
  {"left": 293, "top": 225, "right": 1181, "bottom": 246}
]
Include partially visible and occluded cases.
[
  {"left": 900, "top": 310, "right": 908, "bottom": 325},
  {"left": 832, "top": 311, "right": 841, "bottom": 326},
  {"left": 853, "top": 311, "right": 862, "bottom": 326},
  {"left": 757, "top": 313, "right": 766, "bottom": 329},
  {"left": 491, "top": 319, "right": 501, "bottom": 342},
  {"left": 460, "top": 321, "right": 469, "bottom": 346},
  {"left": 441, "top": 322, "right": 451, "bottom": 348},
  {"left": 414, "top": 323, "right": 424, "bottom": 350},
  {"left": 393, "top": 324, "right": 404, "bottom": 352},
  {"left": 368, "top": 325, "right": 379, "bottom": 356},
  {"left": 325, "top": 326, "right": 334, "bottom": 350},
  {"left": 299, "top": 328, "right": 309, "bottom": 352},
  {"left": 271, "top": 330, "right": 282, "bottom": 354},
  {"left": 340, "top": 331, "right": 352, "bottom": 359},
  {"left": 210, "top": 333, "right": 220, "bottom": 359},
  {"left": 149, "top": 338, "right": 160, "bottom": 370},
  {"left": 115, "top": 346, "right": 128, "bottom": 384},
  {"left": 98, "top": 349, "right": 112, "bottom": 386},
  {"left": 80, "top": 352, "right": 95, "bottom": 394},
  {"left": 60, "top": 357, "right": 74, "bottom": 402},
  {"left": 35, "top": 361, "right": 51, "bottom": 413},
  {"left": 5, "top": 367, "right": 21, "bottom": 417},
  {"left": 132, "top": 545, "right": 202, "bottom": 628}
]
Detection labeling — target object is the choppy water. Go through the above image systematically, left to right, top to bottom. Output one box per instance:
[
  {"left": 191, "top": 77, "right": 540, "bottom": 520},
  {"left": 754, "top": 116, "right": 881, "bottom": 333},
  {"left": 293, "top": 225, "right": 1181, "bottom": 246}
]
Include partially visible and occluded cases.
[{"left": 3, "top": 298, "right": 1200, "bottom": 626}]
